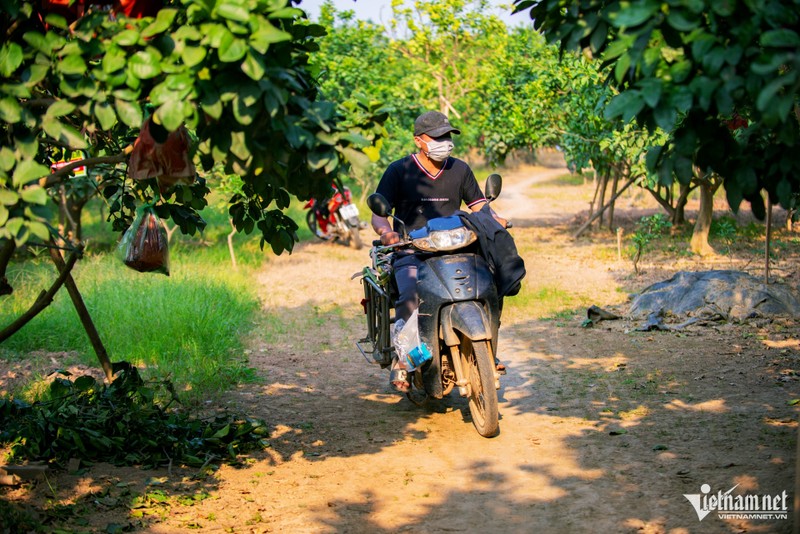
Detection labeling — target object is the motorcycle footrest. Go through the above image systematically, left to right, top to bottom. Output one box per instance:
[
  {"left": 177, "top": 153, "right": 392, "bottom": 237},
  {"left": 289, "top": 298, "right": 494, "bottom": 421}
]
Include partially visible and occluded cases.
[{"left": 356, "top": 338, "right": 392, "bottom": 367}]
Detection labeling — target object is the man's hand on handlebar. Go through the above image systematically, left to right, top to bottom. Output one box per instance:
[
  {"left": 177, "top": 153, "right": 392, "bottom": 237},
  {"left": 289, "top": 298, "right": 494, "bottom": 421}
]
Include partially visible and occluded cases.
[
  {"left": 492, "top": 214, "right": 509, "bottom": 229},
  {"left": 380, "top": 231, "right": 401, "bottom": 245}
]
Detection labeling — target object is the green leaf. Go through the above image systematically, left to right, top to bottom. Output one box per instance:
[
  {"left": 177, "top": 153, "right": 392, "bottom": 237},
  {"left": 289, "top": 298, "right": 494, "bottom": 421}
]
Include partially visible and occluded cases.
[
  {"left": 216, "top": 1, "right": 250, "bottom": 22},
  {"left": 609, "top": 1, "right": 658, "bottom": 28},
  {"left": 141, "top": 8, "right": 177, "bottom": 38},
  {"left": 666, "top": 9, "right": 698, "bottom": 32},
  {"left": 249, "top": 21, "right": 292, "bottom": 53},
  {"left": 113, "top": 29, "right": 141, "bottom": 46},
  {"left": 761, "top": 29, "right": 800, "bottom": 48},
  {"left": 23, "top": 31, "right": 52, "bottom": 55},
  {"left": 218, "top": 32, "right": 247, "bottom": 63},
  {"left": 0, "top": 42, "right": 23, "bottom": 77},
  {"left": 181, "top": 45, "right": 207, "bottom": 68},
  {"left": 103, "top": 46, "right": 127, "bottom": 73},
  {"left": 128, "top": 50, "right": 162, "bottom": 80},
  {"left": 241, "top": 51, "right": 265, "bottom": 81},
  {"left": 59, "top": 54, "right": 87, "bottom": 76},
  {"left": 24, "top": 63, "right": 49, "bottom": 86},
  {"left": 756, "top": 76, "right": 788, "bottom": 113},
  {"left": 638, "top": 79, "right": 662, "bottom": 108},
  {"left": 604, "top": 91, "right": 641, "bottom": 121},
  {"left": 0, "top": 97, "right": 22, "bottom": 123},
  {"left": 115, "top": 98, "right": 143, "bottom": 128},
  {"left": 46, "top": 100, "right": 76, "bottom": 118},
  {"left": 94, "top": 100, "right": 117, "bottom": 130},
  {"left": 154, "top": 100, "right": 185, "bottom": 132},
  {"left": 42, "top": 117, "right": 87, "bottom": 149},
  {"left": 0, "top": 147, "right": 14, "bottom": 172},
  {"left": 339, "top": 147, "right": 370, "bottom": 177},
  {"left": 307, "top": 149, "right": 335, "bottom": 170},
  {"left": 12, "top": 160, "right": 49, "bottom": 187},
  {"left": 20, "top": 186, "right": 48, "bottom": 205},
  {"left": 0, "top": 189, "right": 19, "bottom": 205},
  {"left": 0, "top": 205, "right": 8, "bottom": 227},
  {"left": 27, "top": 221, "right": 50, "bottom": 241},
  {"left": 73, "top": 375, "right": 97, "bottom": 391}
]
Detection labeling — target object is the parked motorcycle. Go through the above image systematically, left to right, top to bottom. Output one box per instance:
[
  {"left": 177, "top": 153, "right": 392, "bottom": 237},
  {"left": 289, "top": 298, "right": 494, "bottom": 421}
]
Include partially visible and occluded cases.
[
  {"left": 356, "top": 174, "right": 506, "bottom": 437},
  {"left": 305, "top": 185, "right": 363, "bottom": 249}
]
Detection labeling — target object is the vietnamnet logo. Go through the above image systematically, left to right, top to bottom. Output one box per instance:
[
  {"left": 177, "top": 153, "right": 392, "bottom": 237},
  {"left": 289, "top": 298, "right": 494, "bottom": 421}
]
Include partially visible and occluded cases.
[{"left": 684, "top": 483, "right": 789, "bottom": 521}]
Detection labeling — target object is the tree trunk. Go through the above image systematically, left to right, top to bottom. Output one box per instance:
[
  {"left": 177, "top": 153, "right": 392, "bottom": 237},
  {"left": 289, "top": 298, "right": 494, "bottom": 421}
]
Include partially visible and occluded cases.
[
  {"left": 597, "top": 173, "right": 608, "bottom": 227},
  {"left": 607, "top": 173, "right": 619, "bottom": 230},
  {"left": 574, "top": 177, "right": 637, "bottom": 238},
  {"left": 689, "top": 180, "right": 716, "bottom": 256},
  {"left": 674, "top": 183, "right": 690, "bottom": 225},
  {"left": 765, "top": 199, "right": 773, "bottom": 284},
  {"left": 227, "top": 219, "right": 238, "bottom": 269},
  {"left": 0, "top": 239, "right": 15, "bottom": 296}
]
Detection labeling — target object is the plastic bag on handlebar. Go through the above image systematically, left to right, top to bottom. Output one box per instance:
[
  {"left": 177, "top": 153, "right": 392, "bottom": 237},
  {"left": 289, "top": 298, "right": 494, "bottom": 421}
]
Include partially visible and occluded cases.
[{"left": 391, "top": 310, "right": 431, "bottom": 371}]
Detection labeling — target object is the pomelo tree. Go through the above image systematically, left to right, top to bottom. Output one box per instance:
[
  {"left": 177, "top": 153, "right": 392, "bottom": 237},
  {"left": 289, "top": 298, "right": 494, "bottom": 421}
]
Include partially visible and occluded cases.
[{"left": 0, "top": 0, "right": 387, "bottom": 374}]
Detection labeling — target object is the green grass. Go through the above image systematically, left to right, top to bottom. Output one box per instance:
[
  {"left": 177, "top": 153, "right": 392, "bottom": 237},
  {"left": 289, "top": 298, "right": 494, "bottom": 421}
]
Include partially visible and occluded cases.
[
  {"left": 0, "top": 194, "right": 333, "bottom": 403},
  {"left": 1, "top": 249, "right": 263, "bottom": 402},
  {"left": 503, "top": 284, "right": 583, "bottom": 322}
]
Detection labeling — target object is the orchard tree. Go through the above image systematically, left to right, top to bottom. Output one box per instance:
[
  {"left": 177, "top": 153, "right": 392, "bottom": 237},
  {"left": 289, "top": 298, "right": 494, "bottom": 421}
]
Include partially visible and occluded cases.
[
  {"left": 0, "top": 0, "right": 387, "bottom": 372},
  {"left": 0, "top": 0, "right": 387, "bottom": 274},
  {"left": 386, "top": 0, "right": 511, "bottom": 148},
  {"left": 514, "top": 0, "right": 800, "bottom": 255}
]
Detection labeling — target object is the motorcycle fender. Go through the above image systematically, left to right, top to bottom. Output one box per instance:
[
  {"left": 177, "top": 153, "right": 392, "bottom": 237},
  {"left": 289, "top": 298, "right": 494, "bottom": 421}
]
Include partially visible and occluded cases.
[{"left": 439, "top": 301, "right": 491, "bottom": 346}]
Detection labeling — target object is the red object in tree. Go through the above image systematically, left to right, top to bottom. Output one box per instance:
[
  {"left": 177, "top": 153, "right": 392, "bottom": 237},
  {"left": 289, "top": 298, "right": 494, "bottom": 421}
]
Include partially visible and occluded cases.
[
  {"left": 40, "top": 0, "right": 160, "bottom": 22},
  {"left": 725, "top": 113, "right": 748, "bottom": 132},
  {"left": 128, "top": 117, "right": 196, "bottom": 190}
]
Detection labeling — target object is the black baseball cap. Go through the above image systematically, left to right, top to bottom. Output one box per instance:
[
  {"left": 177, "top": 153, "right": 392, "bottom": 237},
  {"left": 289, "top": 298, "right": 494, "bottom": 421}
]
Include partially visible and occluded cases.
[{"left": 414, "top": 111, "right": 461, "bottom": 137}]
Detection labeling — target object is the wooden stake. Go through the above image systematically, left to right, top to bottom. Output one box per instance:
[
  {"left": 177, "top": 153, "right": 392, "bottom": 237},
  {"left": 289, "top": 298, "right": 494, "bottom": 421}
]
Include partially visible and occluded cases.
[{"left": 49, "top": 245, "right": 114, "bottom": 382}]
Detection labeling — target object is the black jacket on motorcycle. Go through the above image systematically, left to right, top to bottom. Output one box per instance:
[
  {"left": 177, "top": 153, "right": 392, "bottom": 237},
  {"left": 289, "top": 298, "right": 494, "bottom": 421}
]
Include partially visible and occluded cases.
[{"left": 461, "top": 204, "right": 526, "bottom": 298}]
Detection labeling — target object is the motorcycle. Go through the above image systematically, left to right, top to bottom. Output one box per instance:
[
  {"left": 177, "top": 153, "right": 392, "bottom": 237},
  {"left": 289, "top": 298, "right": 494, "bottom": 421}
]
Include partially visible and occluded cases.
[
  {"left": 356, "top": 174, "right": 506, "bottom": 437},
  {"left": 304, "top": 184, "right": 363, "bottom": 250}
]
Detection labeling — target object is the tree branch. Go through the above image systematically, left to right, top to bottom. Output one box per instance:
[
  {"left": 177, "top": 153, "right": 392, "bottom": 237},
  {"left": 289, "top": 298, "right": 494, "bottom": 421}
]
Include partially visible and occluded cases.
[
  {"left": 38, "top": 148, "right": 131, "bottom": 188},
  {"left": 0, "top": 244, "right": 83, "bottom": 343}
]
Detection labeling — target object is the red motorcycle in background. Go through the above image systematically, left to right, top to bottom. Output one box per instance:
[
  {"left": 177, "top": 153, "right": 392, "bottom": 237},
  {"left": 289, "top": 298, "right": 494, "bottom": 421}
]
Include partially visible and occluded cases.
[{"left": 304, "top": 185, "right": 364, "bottom": 250}]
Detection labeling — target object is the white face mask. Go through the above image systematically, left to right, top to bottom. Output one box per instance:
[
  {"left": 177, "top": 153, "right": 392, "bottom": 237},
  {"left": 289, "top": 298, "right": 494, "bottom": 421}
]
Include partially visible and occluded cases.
[{"left": 424, "top": 138, "right": 454, "bottom": 162}]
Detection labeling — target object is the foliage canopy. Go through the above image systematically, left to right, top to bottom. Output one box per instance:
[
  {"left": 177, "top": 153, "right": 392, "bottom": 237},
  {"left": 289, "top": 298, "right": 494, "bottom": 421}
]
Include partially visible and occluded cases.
[
  {"left": 0, "top": 0, "right": 387, "bottom": 254},
  {"left": 513, "top": 0, "right": 800, "bottom": 217}
]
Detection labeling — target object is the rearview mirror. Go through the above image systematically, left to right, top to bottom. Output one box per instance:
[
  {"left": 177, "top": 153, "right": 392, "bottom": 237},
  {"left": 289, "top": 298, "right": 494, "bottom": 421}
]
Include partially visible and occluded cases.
[
  {"left": 485, "top": 174, "right": 502, "bottom": 201},
  {"left": 367, "top": 193, "right": 391, "bottom": 217}
]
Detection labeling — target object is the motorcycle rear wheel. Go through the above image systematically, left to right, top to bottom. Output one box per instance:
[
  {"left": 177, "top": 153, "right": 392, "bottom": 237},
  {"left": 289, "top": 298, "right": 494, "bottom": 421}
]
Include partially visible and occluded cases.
[
  {"left": 306, "top": 210, "right": 333, "bottom": 241},
  {"left": 348, "top": 221, "right": 363, "bottom": 249},
  {"left": 462, "top": 338, "right": 499, "bottom": 437}
]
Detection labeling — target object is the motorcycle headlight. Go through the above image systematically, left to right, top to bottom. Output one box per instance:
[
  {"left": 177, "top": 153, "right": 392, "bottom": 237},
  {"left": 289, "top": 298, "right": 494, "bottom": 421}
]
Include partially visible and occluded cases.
[{"left": 412, "top": 227, "right": 477, "bottom": 252}]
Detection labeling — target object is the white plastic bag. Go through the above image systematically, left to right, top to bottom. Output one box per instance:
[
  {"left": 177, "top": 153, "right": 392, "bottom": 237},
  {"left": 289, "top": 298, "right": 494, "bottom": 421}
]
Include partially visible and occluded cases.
[{"left": 391, "top": 310, "right": 432, "bottom": 371}]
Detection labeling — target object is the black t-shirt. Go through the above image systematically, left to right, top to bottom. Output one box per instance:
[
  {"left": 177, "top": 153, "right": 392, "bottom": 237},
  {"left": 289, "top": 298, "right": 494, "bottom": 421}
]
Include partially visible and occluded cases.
[{"left": 375, "top": 154, "right": 485, "bottom": 231}]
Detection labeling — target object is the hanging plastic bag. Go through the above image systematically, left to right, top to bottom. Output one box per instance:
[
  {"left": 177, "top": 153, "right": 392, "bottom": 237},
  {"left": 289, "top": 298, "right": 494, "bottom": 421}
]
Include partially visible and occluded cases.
[
  {"left": 127, "top": 117, "right": 196, "bottom": 191},
  {"left": 117, "top": 206, "right": 170, "bottom": 276},
  {"left": 391, "top": 310, "right": 432, "bottom": 371}
]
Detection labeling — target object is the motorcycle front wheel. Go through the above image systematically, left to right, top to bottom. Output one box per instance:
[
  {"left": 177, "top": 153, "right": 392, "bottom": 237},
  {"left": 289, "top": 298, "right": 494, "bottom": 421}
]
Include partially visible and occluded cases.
[{"left": 462, "top": 337, "right": 499, "bottom": 437}]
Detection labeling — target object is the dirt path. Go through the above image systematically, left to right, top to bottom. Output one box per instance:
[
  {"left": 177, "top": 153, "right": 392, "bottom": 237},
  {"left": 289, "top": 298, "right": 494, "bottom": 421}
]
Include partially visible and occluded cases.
[
  {"left": 151, "top": 164, "right": 795, "bottom": 534},
  {"left": 5, "top": 165, "right": 798, "bottom": 533}
]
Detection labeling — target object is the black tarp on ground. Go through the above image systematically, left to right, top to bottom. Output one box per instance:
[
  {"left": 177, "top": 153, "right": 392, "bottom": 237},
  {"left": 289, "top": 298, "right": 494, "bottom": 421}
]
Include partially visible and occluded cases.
[{"left": 628, "top": 270, "right": 800, "bottom": 323}]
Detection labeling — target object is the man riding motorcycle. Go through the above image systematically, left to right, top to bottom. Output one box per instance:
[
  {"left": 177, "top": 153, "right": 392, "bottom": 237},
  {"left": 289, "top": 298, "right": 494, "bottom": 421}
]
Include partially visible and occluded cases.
[{"left": 370, "top": 111, "right": 514, "bottom": 392}]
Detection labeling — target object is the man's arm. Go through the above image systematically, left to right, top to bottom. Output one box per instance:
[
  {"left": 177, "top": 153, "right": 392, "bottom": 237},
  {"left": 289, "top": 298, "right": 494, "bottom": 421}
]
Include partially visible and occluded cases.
[{"left": 372, "top": 214, "right": 400, "bottom": 245}]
